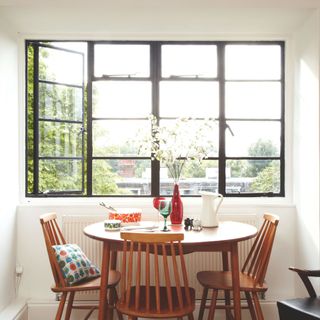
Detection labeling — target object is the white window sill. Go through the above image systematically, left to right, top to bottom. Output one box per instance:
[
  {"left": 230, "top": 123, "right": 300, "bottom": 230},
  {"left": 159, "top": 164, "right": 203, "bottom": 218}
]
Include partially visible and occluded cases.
[{"left": 19, "top": 195, "right": 294, "bottom": 209}]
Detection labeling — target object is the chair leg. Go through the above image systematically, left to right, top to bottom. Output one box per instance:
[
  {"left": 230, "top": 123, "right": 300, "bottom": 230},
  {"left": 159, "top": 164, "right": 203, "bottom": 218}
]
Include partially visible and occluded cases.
[
  {"left": 108, "top": 287, "right": 116, "bottom": 320},
  {"left": 198, "top": 287, "right": 209, "bottom": 320},
  {"left": 114, "top": 289, "right": 123, "bottom": 320},
  {"left": 224, "top": 289, "right": 233, "bottom": 320},
  {"left": 207, "top": 290, "right": 218, "bottom": 320},
  {"left": 64, "top": 292, "right": 75, "bottom": 320},
  {"left": 245, "top": 292, "right": 257, "bottom": 320},
  {"left": 252, "top": 292, "right": 264, "bottom": 320},
  {"left": 56, "top": 293, "right": 67, "bottom": 320},
  {"left": 188, "top": 313, "right": 195, "bottom": 320}
]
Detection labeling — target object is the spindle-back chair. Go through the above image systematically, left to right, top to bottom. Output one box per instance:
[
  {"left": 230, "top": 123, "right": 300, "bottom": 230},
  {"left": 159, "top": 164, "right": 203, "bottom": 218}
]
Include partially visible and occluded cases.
[
  {"left": 40, "top": 212, "right": 122, "bottom": 320},
  {"left": 197, "top": 213, "right": 280, "bottom": 320},
  {"left": 116, "top": 232, "right": 195, "bottom": 319}
]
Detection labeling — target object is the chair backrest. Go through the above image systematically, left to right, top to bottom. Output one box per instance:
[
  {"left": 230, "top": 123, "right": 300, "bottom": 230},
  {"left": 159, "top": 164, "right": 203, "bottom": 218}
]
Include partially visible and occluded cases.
[
  {"left": 40, "top": 212, "right": 67, "bottom": 288},
  {"left": 242, "top": 213, "right": 280, "bottom": 287},
  {"left": 119, "top": 232, "right": 192, "bottom": 313}
]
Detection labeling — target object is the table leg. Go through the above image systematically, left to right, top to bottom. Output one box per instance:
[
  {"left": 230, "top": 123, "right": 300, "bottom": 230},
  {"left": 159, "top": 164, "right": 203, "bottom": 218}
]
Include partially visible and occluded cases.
[
  {"left": 99, "top": 241, "right": 110, "bottom": 320},
  {"left": 230, "top": 242, "right": 241, "bottom": 320},
  {"left": 107, "top": 251, "right": 118, "bottom": 320},
  {"left": 222, "top": 251, "right": 233, "bottom": 320}
]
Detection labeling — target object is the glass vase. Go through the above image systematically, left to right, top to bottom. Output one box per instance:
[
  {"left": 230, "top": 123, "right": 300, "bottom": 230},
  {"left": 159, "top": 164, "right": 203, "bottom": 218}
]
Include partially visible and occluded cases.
[{"left": 170, "top": 183, "right": 183, "bottom": 225}]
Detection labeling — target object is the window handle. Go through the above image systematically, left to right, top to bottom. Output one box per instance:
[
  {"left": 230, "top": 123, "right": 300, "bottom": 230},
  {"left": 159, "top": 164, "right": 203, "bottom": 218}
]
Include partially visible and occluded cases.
[
  {"left": 102, "top": 73, "right": 137, "bottom": 78},
  {"left": 169, "top": 74, "right": 203, "bottom": 78},
  {"left": 225, "top": 123, "right": 234, "bottom": 136},
  {"left": 78, "top": 126, "right": 86, "bottom": 135}
]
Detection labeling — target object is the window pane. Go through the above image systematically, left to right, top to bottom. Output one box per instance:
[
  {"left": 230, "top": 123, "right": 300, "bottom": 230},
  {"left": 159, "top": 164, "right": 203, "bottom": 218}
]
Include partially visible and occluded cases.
[
  {"left": 94, "top": 44, "right": 150, "bottom": 77},
  {"left": 162, "top": 45, "right": 217, "bottom": 78},
  {"left": 225, "top": 45, "right": 281, "bottom": 80},
  {"left": 39, "top": 47, "right": 83, "bottom": 85},
  {"left": 92, "top": 81, "right": 151, "bottom": 118},
  {"left": 160, "top": 81, "right": 219, "bottom": 118},
  {"left": 225, "top": 82, "right": 281, "bottom": 119},
  {"left": 39, "top": 83, "right": 82, "bottom": 121},
  {"left": 160, "top": 119, "right": 218, "bottom": 157},
  {"left": 93, "top": 120, "right": 150, "bottom": 157},
  {"left": 226, "top": 121, "right": 280, "bottom": 157},
  {"left": 39, "top": 122, "right": 82, "bottom": 157},
  {"left": 39, "top": 159, "right": 82, "bottom": 192},
  {"left": 92, "top": 159, "right": 151, "bottom": 195},
  {"left": 160, "top": 160, "right": 219, "bottom": 195},
  {"left": 226, "top": 160, "right": 280, "bottom": 194}
]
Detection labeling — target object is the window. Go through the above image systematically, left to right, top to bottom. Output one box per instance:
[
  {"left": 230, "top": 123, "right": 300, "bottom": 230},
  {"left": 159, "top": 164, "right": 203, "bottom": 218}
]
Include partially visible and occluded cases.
[{"left": 26, "top": 41, "right": 284, "bottom": 197}]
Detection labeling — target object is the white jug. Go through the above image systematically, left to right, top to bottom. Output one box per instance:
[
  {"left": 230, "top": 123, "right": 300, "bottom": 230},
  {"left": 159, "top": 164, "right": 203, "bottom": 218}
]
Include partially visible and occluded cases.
[{"left": 199, "top": 191, "right": 224, "bottom": 227}]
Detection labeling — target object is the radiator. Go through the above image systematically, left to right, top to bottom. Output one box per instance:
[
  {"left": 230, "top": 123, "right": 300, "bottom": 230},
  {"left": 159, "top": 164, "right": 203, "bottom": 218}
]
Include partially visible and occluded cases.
[{"left": 62, "top": 214, "right": 257, "bottom": 300}]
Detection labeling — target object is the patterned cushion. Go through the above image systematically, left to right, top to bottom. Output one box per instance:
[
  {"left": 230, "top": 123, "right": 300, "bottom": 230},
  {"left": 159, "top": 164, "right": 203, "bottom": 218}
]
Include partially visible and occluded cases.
[{"left": 52, "top": 244, "right": 100, "bottom": 285}]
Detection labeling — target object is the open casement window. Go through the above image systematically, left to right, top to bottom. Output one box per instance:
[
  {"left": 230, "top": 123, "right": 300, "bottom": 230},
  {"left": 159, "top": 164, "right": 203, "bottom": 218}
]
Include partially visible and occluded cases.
[{"left": 27, "top": 42, "right": 85, "bottom": 195}]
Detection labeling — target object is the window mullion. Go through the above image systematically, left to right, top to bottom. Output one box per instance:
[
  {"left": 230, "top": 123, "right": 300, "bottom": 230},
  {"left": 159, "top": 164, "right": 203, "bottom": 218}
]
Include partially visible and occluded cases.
[
  {"left": 87, "top": 42, "right": 94, "bottom": 196},
  {"left": 280, "top": 42, "right": 285, "bottom": 196},
  {"left": 33, "top": 43, "right": 39, "bottom": 195},
  {"left": 151, "top": 43, "right": 161, "bottom": 196},
  {"left": 218, "top": 43, "right": 226, "bottom": 195}
]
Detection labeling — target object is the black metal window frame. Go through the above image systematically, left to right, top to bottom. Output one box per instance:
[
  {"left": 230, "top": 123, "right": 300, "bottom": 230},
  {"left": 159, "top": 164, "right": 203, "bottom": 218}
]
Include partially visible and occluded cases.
[{"left": 26, "top": 40, "right": 285, "bottom": 198}]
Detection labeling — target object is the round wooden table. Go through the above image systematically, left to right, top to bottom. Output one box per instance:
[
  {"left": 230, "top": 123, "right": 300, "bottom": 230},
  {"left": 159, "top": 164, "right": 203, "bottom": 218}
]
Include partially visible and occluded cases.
[{"left": 84, "top": 221, "right": 257, "bottom": 320}]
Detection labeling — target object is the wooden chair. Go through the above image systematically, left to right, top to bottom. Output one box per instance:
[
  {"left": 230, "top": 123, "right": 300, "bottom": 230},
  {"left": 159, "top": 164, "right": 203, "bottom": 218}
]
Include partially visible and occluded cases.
[
  {"left": 40, "top": 212, "right": 122, "bottom": 320},
  {"left": 197, "top": 213, "right": 280, "bottom": 320},
  {"left": 116, "top": 232, "right": 195, "bottom": 319},
  {"left": 277, "top": 267, "right": 320, "bottom": 319}
]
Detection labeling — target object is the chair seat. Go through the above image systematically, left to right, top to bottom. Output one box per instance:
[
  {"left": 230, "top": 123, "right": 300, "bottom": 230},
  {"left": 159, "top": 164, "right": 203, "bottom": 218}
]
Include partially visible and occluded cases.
[
  {"left": 51, "top": 270, "right": 121, "bottom": 292},
  {"left": 197, "top": 271, "right": 268, "bottom": 292},
  {"left": 117, "top": 286, "right": 196, "bottom": 318},
  {"left": 277, "top": 298, "right": 320, "bottom": 320}
]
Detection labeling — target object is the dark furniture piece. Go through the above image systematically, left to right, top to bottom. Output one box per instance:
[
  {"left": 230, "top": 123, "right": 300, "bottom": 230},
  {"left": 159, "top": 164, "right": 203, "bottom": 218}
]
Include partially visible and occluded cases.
[{"left": 277, "top": 267, "right": 320, "bottom": 319}]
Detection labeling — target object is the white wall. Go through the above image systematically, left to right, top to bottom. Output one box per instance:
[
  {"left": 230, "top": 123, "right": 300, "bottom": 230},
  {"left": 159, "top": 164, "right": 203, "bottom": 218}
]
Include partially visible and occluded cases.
[
  {"left": 0, "top": 1, "right": 312, "bottom": 38},
  {"left": 293, "top": 10, "right": 320, "bottom": 294},
  {"left": 0, "top": 17, "right": 19, "bottom": 312}
]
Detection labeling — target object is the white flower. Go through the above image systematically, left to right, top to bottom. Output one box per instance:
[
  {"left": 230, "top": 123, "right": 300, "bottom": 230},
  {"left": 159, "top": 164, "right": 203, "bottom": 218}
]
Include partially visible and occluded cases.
[{"left": 137, "top": 115, "right": 216, "bottom": 183}]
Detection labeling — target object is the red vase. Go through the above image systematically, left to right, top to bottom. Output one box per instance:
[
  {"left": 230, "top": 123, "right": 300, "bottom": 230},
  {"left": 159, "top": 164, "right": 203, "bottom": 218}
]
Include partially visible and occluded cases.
[{"left": 170, "top": 183, "right": 183, "bottom": 225}]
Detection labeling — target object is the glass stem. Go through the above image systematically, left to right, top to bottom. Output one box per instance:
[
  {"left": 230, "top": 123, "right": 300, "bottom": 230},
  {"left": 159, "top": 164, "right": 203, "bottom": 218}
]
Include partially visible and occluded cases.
[{"left": 164, "top": 217, "right": 167, "bottom": 231}]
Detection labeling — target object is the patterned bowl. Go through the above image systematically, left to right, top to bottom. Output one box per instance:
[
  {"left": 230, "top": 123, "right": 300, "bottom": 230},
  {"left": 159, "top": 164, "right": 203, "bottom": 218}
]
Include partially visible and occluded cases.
[
  {"left": 108, "top": 208, "right": 142, "bottom": 224},
  {"left": 104, "top": 219, "right": 121, "bottom": 231}
]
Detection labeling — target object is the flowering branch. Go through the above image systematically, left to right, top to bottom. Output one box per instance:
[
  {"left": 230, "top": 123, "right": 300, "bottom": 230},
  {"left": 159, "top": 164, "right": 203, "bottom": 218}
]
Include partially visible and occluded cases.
[{"left": 136, "top": 115, "right": 216, "bottom": 182}]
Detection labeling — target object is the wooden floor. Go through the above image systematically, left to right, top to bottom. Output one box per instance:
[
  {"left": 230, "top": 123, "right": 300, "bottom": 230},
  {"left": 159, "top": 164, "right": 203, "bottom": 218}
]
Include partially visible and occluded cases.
[{"left": 25, "top": 300, "right": 280, "bottom": 320}]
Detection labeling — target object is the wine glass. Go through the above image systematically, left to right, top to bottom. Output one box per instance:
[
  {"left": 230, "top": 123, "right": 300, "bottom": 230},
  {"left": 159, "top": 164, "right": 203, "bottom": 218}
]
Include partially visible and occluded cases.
[{"left": 158, "top": 199, "right": 172, "bottom": 232}]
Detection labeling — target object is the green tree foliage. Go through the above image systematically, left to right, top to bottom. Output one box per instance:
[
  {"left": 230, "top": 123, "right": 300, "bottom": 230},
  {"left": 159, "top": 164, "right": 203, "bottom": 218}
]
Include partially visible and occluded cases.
[
  {"left": 27, "top": 46, "right": 34, "bottom": 193},
  {"left": 228, "top": 139, "right": 280, "bottom": 193},
  {"left": 246, "top": 139, "right": 278, "bottom": 177},
  {"left": 92, "top": 160, "right": 124, "bottom": 195},
  {"left": 183, "top": 160, "right": 217, "bottom": 178},
  {"left": 228, "top": 160, "right": 247, "bottom": 178},
  {"left": 250, "top": 162, "right": 280, "bottom": 193}
]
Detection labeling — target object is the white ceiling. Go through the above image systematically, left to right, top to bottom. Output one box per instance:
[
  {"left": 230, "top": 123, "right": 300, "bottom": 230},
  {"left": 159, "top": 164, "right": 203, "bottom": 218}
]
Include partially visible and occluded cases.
[
  {"left": 0, "top": 0, "right": 317, "bottom": 36},
  {"left": 0, "top": 0, "right": 320, "bottom": 8}
]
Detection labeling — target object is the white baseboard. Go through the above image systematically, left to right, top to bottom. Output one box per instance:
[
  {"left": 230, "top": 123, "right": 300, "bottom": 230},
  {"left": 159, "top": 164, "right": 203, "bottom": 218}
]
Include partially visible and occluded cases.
[
  {"left": 0, "top": 298, "right": 28, "bottom": 320},
  {"left": 27, "top": 300, "right": 279, "bottom": 320}
]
